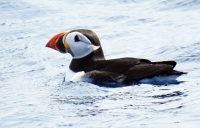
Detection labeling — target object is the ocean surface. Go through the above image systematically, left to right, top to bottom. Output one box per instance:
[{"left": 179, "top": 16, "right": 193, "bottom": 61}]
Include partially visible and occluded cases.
[{"left": 1, "top": 0, "right": 200, "bottom": 127}]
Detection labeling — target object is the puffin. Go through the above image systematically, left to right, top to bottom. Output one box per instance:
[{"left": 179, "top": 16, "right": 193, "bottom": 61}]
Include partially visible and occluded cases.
[{"left": 46, "top": 29, "right": 186, "bottom": 85}]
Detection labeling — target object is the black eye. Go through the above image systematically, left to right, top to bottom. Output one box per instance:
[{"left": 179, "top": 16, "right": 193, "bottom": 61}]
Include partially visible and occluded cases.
[{"left": 74, "top": 35, "right": 80, "bottom": 42}]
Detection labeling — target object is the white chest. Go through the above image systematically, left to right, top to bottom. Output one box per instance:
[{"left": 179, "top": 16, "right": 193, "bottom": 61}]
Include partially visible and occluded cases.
[{"left": 65, "top": 68, "right": 85, "bottom": 82}]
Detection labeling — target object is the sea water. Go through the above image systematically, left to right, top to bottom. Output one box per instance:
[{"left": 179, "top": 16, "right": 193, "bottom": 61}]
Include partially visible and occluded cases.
[{"left": 1, "top": 0, "right": 200, "bottom": 127}]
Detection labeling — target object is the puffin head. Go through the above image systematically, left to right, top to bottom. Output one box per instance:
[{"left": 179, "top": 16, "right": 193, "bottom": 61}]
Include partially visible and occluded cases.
[{"left": 46, "top": 31, "right": 100, "bottom": 59}]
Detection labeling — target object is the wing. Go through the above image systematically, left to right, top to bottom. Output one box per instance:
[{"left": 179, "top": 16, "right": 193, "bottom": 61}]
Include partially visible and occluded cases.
[
  {"left": 82, "top": 57, "right": 186, "bottom": 84},
  {"left": 83, "top": 57, "right": 151, "bottom": 74},
  {"left": 84, "top": 57, "right": 182, "bottom": 83},
  {"left": 152, "top": 61, "right": 177, "bottom": 69},
  {"left": 123, "top": 63, "right": 175, "bottom": 83},
  {"left": 83, "top": 70, "right": 126, "bottom": 83}
]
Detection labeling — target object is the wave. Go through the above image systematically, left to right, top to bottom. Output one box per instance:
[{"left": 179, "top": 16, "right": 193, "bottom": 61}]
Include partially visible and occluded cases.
[
  {"left": 115, "top": 0, "right": 200, "bottom": 10},
  {"left": 159, "top": 0, "right": 200, "bottom": 10},
  {"left": 153, "top": 42, "right": 200, "bottom": 63}
]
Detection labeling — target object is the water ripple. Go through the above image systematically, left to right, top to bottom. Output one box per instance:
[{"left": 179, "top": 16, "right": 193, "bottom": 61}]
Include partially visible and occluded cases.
[{"left": 1, "top": 0, "right": 200, "bottom": 127}]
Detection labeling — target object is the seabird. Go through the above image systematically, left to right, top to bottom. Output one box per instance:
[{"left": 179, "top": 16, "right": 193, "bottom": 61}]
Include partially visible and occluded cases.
[{"left": 46, "top": 29, "right": 186, "bottom": 85}]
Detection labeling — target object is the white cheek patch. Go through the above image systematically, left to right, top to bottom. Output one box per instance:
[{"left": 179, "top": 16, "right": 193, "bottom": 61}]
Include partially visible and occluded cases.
[{"left": 65, "top": 32, "right": 100, "bottom": 59}]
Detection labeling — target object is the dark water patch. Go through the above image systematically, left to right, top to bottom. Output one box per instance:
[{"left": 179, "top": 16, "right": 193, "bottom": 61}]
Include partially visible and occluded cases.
[
  {"left": 116, "top": 0, "right": 137, "bottom": 4},
  {"left": 159, "top": 0, "right": 200, "bottom": 10},
  {"left": 106, "top": 16, "right": 130, "bottom": 22},
  {"left": 125, "top": 18, "right": 156, "bottom": 26},
  {"left": 137, "top": 18, "right": 156, "bottom": 23},
  {"left": 1, "top": 23, "right": 5, "bottom": 26},
  {"left": 16, "top": 37, "right": 24, "bottom": 40},
  {"left": 61, "top": 80, "right": 185, "bottom": 89},
  {"left": 93, "top": 80, "right": 184, "bottom": 88},
  {"left": 50, "top": 90, "right": 154, "bottom": 118},
  {"left": 51, "top": 91, "right": 142, "bottom": 105},
  {"left": 151, "top": 91, "right": 186, "bottom": 99},
  {"left": 52, "top": 95, "right": 98, "bottom": 105},
  {"left": 152, "top": 98, "right": 182, "bottom": 105},
  {"left": 153, "top": 104, "right": 184, "bottom": 113},
  {"left": 66, "top": 108, "right": 109, "bottom": 118},
  {"left": 75, "top": 108, "right": 105, "bottom": 117}
]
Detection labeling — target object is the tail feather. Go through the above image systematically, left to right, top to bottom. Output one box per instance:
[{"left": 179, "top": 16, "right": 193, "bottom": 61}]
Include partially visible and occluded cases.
[
  {"left": 152, "top": 61, "right": 177, "bottom": 69},
  {"left": 160, "top": 70, "right": 187, "bottom": 76}
]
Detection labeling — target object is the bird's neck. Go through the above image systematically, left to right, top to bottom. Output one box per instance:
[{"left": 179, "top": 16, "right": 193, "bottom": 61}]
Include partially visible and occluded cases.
[{"left": 69, "top": 52, "right": 105, "bottom": 72}]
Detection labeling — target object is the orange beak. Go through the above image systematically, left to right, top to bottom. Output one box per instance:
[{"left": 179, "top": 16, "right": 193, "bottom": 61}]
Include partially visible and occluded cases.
[{"left": 46, "top": 32, "right": 65, "bottom": 51}]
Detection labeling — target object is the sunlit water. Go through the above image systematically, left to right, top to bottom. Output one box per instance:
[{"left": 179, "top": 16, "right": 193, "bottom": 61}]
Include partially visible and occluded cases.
[{"left": 1, "top": 0, "right": 200, "bottom": 127}]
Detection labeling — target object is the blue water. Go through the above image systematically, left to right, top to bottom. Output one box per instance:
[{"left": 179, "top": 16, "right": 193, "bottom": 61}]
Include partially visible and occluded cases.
[{"left": 1, "top": 0, "right": 200, "bottom": 127}]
